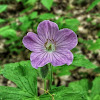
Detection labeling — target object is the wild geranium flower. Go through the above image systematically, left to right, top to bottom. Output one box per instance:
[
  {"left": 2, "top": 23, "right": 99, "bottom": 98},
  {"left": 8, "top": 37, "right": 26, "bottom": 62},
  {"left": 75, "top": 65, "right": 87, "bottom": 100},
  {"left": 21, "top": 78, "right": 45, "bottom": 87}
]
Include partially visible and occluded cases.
[{"left": 23, "top": 20, "right": 78, "bottom": 69}]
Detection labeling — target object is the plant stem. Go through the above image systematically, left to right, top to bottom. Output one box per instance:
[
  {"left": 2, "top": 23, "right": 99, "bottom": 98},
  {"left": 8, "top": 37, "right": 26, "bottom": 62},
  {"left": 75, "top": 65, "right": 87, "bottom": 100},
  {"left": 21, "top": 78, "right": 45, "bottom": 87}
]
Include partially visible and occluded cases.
[
  {"left": 49, "top": 63, "right": 53, "bottom": 90},
  {"left": 44, "top": 78, "right": 46, "bottom": 92}
]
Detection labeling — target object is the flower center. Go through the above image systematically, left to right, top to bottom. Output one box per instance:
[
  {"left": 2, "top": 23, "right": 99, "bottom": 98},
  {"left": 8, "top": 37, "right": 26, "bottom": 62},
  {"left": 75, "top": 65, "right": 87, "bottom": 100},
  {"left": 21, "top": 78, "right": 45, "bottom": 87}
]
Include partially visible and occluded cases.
[{"left": 45, "top": 39, "right": 55, "bottom": 52}]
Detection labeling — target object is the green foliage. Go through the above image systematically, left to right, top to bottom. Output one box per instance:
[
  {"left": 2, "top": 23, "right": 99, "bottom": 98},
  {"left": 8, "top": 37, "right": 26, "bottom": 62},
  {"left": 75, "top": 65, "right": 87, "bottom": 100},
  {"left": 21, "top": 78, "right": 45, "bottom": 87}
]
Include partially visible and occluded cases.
[
  {"left": 26, "top": 0, "right": 37, "bottom": 5},
  {"left": 41, "top": 0, "right": 53, "bottom": 10},
  {"left": 86, "top": 0, "right": 100, "bottom": 12},
  {"left": 0, "top": 5, "right": 7, "bottom": 13},
  {"left": 29, "top": 11, "right": 38, "bottom": 19},
  {"left": 39, "top": 13, "right": 55, "bottom": 20},
  {"left": 19, "top": 16, "right": 32, "bottom": 32},
  {"left": 0, "top": 18, "right": 6, "bottom": 24},
  {"left": 65, "top": 19, "right": 80, "bottom": 32},
  {"left": 0, "top": 25, "right": 22, "bottom": 53},
  {"left": 0, "top": 26, "right": 16, "bottom": 38},
  {"left": 78, "top": 38, "right": 100, "bottom": 51},
  {"left": 78, "top": 38, "right": 93, "bottom": 47},
  {"left": 88, "top": 39, "right": 100, "bottom": 50},
  {"left": 72, "top": 54, "right": 97, "bottom": 69},
  {"left": 0, "top": 60, "right": 100, "bottom": 100},
  {"left": 0, "top": 61, "right": 38, "bottom": 100},
  {"left": 53, "top": 65, "right": 75, "bottom": 76},
  {"left": 40, "top": 77, "right": 100, "bottom": 100},
  {"left": 88, "top": 77, "right": 100, "bottom": 100},
  {"left": 90, "top": 77, "right": 100, "bottom": 99},
  {"left": 40, "top": 79, "right": 88, "bottom": 100},
  {"left": 0, "top": 86, "right": 31, "bottom": 100}
]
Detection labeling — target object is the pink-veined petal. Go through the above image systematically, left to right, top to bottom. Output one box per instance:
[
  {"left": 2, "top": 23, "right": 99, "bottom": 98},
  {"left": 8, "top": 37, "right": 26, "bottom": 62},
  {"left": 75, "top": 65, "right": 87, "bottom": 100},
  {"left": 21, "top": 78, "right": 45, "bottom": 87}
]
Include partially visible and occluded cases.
[
  {"left": 37, "top": 20, "right": 59, "bottom": 42},
  {"left": 55, "top": 28, "right": 78, "bottom": 50},
  {"left": 22, "top": 32, "right": 44, "bottom": 52},
  {"left": 51, "top": 50, "right": 73, "bottom": 66},
  {"left": 30, "top": 52, "right": 50, "bottom": 69}
]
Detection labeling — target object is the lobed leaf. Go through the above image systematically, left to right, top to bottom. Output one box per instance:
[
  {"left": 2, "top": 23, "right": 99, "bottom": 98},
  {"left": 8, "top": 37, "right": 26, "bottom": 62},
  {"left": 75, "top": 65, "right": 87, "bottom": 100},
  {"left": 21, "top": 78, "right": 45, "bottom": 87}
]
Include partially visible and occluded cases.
[{"left": 0, "top": 61, "right": 38, "bottom": 100}]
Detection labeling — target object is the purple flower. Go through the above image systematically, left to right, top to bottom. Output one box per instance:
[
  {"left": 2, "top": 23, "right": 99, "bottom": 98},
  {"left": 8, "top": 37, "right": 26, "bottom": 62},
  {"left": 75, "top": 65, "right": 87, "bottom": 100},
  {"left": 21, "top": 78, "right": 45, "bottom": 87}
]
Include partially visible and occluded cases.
[{"left": 23, "top": 20, "right": 78, "bottom": 69}]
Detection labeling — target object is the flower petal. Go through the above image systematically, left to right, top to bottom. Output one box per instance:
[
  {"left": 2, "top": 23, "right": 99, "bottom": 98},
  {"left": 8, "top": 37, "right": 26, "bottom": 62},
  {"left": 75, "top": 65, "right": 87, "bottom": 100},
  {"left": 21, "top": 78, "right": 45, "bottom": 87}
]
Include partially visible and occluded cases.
[
  {"left": 37, "top": 20, "right": 59, "bottom": 42},
  {"left": 55, "top": 28, "right": 78, "bottom": 50},
  {"left": 22, "top": 32, "right": 44, "bottom": 52},
  {"left": 51, "top": 50, "right": 73, "bottom": 66},
  {"left": 30, "top": 52, "right": 49, "bottom": 69}
]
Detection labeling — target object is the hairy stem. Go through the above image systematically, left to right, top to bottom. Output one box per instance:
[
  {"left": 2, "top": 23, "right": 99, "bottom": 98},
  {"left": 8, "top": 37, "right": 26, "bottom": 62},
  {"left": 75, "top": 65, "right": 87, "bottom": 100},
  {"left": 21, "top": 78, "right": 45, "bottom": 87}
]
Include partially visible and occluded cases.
[{"left": 49, "top": 63, "right": 53, "bottom": 90}]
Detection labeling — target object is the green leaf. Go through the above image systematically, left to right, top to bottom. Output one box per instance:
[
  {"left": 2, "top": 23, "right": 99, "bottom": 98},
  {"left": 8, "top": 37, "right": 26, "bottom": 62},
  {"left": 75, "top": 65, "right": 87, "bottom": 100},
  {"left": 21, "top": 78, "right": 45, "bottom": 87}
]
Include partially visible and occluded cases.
[
  {"left": 26, "top": 0, "right": 37, "bottom": 5},
  {"left": 41, "top": 0, "right": 53, "bottom": 10},
  {"left": 86, "top": 0, "right": 100, "bottom": 12},
  {"left": 0, "top": 5, "right": 7, "bottom": 13},
  {"left": 29, "top": 12, "right": 38, "bottom": 19},
  {"left": 39, "top": 13, "right": 55, "bottom": 20},
  {"left": 19, "top": 16, "right": 32, "bottom": 31},
  {"left": 19, "top": 16, "right": 29, "bottom": 23},
  {"left": 0, "top": 18, "right": 6, "bottom": 24},
  {"left": 65, "top": 19, "right": 80, "bottom": 32},
  {"left": 0, "top": 26, "right": 16, "bottom": 38},
  {"left": 78, "top": 38, "right": 93, "bottom": 46},
  {"left": 88, "top": 39, "right": 100, "bottom": 50},
  {"left": 72, "top": 54, "right": 97, "bottom": 69},
  {"left": 0, "top": 61, "right": 38, "bottom": 99},
  {"left": 53, "top": 65, "right": 76, "bottom": 76},
  {"left": 90, "top": 77, "right": 100, "bottom": 99},
  {"left": 68, "top": 79, "right": 89, "bottom": 94},
  {"left": 40, "top": 81, "right": 88, "bottom": 100},
  {"left": 0, "top": 86, "right": 31, "bottom": 100}
]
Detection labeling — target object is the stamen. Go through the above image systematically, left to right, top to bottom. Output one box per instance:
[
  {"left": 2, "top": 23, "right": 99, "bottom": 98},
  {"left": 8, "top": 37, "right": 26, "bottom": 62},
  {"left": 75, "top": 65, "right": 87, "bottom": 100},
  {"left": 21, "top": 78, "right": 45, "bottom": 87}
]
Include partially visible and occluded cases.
[{"left": 44, "top": 39, "right": 56, "bottom": 52}]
